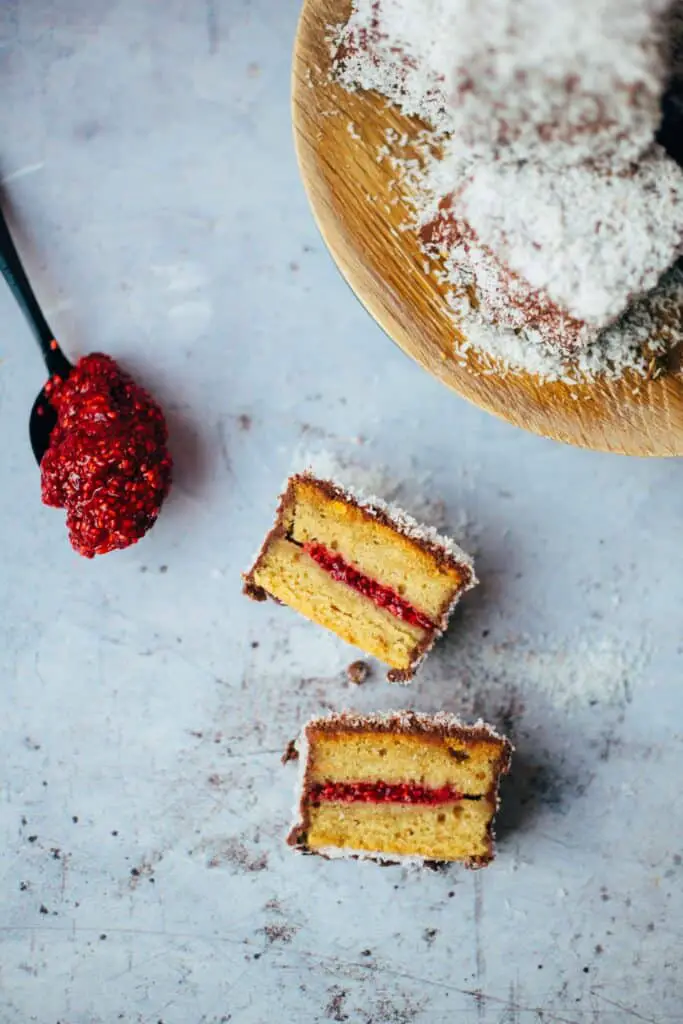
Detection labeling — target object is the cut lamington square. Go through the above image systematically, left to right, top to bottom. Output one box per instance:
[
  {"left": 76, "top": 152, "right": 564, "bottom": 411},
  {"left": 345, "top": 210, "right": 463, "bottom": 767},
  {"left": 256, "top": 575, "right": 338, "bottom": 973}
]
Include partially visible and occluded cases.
[
  {"left": 242, "top": 473, "right": 476, "bottom": 681},
  {"left": 287, "top": 711, "right": 512, "bottom": 867}
]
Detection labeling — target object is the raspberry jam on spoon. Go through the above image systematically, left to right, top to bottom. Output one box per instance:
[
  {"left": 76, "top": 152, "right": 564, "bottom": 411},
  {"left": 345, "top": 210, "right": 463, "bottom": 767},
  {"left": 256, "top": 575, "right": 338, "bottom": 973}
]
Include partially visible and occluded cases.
[
  {"left": 0, "top": 205, "right": 172, "bottom": 556},
  {"left": 40, "top": 354, "right": 172, "bottom": 557}
]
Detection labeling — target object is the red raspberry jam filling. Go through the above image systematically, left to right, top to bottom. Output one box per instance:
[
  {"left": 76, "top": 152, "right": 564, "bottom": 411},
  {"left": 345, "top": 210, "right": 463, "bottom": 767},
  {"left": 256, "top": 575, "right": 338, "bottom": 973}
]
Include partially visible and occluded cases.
[
  {"left": 40, "top": 353, "right": 172, "bottom": 558},
  {"left": 303, "top": 541, "right": 435, "bottom": 631},
  {"left": 309, "top": 780, "right": 463, "bottom": 805}
]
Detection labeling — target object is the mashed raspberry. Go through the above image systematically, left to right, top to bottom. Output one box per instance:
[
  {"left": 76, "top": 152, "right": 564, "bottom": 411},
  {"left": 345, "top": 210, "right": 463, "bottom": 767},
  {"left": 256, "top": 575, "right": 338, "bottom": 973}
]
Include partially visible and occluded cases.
[{"left": 40, "top": 353, "right": 172, "bottom": 557}]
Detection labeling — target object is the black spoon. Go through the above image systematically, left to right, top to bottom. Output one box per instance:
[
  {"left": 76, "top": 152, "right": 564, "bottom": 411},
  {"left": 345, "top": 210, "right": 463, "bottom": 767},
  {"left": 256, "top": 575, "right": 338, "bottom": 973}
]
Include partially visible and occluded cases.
[{"left": 0, "top": 206, "right": 73, "bottom": 464}]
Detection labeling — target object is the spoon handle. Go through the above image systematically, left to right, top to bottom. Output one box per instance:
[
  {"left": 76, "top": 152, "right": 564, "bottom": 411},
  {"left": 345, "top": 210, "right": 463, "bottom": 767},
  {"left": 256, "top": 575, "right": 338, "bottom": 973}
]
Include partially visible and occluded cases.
[{"left": 0, "top": 206, "right": 71, "bottom": 378}]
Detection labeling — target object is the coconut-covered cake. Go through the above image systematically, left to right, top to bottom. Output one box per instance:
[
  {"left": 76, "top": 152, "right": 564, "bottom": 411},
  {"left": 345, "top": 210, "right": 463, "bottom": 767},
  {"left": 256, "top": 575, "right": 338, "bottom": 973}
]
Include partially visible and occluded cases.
[
  {"left": 333, "top": 0, "right": 683, "bottom": 380},
  {"left": 242, "top": 472, "right": 475, "bottom": 681},
  {"left": 287, "top": 711, "right": 512, "bottom": 866}
]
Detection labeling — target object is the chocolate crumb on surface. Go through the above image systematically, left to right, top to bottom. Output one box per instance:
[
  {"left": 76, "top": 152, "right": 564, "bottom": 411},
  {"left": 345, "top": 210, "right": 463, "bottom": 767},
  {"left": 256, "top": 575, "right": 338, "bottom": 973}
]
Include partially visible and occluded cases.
[
  {"left": 347, "top": 660, "right": 369, "bottom": 684},
  {"left": 281, "top": 739, "right": 299, "bottom": 765}
]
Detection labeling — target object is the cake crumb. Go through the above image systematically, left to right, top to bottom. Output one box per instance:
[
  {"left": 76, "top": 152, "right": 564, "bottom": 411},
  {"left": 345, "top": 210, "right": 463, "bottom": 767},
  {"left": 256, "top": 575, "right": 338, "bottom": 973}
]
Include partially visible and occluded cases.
[
  {"left": 347, "top": 660, "right": 370, "bottom": 684},
  {"left": 281, "top": 739, "right": 299, "bottom": 765}
]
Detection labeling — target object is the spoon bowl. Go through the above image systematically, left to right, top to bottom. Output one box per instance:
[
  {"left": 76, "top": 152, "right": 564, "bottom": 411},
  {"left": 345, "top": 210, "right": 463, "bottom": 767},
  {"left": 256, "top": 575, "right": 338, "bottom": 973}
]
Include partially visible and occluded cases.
[
  {"left": 293, "top": 0, "right": 683, "bottom": 455},
  {"left": 29, "top": 343, "right": 72, "bottom": 463},
  {"left": 29, "top": 389, "right": 58, "bottom": 466}
]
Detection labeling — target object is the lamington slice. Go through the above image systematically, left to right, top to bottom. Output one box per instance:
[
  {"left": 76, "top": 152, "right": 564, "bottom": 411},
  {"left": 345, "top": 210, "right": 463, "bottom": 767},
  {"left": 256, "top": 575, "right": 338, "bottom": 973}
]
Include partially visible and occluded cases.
[
  {"left": 242, "top": 473, "right": 476, "bottom": 681},
  {"left": 287, "top": 711, "right": 512, "bottom": 866}
]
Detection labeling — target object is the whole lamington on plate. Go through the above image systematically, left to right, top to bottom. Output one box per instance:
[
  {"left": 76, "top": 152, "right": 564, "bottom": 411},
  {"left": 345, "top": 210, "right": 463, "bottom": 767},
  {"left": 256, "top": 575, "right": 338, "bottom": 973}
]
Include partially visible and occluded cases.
[{"left": 243, "top": 472, "right": 476, "bottom": 680}]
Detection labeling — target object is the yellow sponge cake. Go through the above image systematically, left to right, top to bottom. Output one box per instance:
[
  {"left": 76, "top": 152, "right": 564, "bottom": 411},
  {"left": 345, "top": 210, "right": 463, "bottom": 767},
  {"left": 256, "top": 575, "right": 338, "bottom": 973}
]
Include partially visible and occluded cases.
[
  {"left": 243, "top": 473, "right": 476, "bottom": 681},
  {"left": 287, "top": 711, "right": 512, "bottom": 866}
]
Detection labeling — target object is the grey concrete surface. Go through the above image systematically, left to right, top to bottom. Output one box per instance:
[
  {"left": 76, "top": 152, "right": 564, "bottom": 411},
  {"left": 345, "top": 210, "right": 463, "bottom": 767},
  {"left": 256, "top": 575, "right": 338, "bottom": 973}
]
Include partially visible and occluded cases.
[{"left": 1, "top": 2, "right": 682, "bottom": 1022}]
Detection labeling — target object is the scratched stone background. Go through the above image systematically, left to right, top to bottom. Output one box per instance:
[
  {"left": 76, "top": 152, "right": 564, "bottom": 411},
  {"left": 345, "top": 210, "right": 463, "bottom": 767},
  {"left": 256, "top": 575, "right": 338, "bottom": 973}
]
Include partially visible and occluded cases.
[{"left": 1, "top": 1, "right": 682, "bottom": 1022}]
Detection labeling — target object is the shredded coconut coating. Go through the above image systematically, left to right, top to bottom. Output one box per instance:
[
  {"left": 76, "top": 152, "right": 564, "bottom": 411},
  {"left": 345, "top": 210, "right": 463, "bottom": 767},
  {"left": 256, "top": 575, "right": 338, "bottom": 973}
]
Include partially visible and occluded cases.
[
  {"left": 337, "top": 0, "right": 675, "bottom": 169},
  {"left": 456, "top": 151, "right": 683, "bottom": 327},
  {"left": 416, "top": 153, "right": 683, "bottom": 365},
  {"left": 441, "top": 260, "right": 683, "bottom": 379}
]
